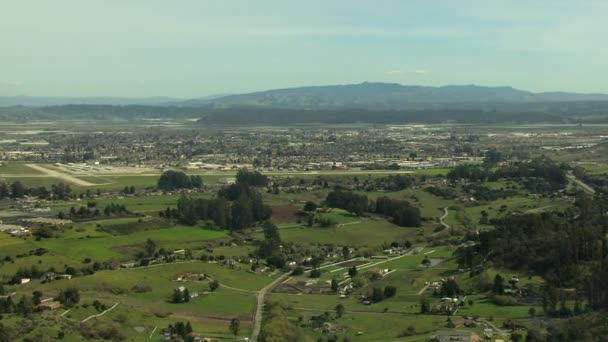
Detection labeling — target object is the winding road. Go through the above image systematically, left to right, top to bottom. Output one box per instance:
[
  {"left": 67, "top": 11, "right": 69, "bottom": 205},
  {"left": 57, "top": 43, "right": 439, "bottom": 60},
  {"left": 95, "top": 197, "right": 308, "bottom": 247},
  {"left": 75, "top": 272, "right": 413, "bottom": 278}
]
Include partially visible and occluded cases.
[{"left": 432, "top": 207, "right": 450, "bottom": 236}]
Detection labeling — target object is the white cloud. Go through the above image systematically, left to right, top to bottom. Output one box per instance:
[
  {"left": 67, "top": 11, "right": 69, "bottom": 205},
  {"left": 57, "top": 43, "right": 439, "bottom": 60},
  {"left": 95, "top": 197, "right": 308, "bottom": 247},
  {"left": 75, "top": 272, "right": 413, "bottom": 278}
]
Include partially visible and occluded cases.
[
  {"left": 413, "top": 69, "right": 428, "bottom": 75},
  {"left": 386, "top": 70, "right": 404, "bottom": 75}
]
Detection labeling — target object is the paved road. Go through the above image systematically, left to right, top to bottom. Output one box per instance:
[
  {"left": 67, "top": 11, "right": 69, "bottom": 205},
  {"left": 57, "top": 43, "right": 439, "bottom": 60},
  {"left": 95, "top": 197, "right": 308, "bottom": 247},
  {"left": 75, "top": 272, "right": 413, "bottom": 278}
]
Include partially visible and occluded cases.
[
  {"left": 25, "top": 164, "right": 98, "bottom": 186},
  {"left": 567, "top": 173, "right": 596, "bottom": 194},
  {"left": 250, "top": 273, "right": 290, "bottom": 342}
]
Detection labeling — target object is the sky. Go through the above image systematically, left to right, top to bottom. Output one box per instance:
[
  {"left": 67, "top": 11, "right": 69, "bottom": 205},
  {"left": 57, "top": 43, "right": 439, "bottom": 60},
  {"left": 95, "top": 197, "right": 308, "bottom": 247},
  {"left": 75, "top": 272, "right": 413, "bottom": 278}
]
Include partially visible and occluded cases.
[{"left": 1, "top": 0, "right": 607, "bottom": 98}]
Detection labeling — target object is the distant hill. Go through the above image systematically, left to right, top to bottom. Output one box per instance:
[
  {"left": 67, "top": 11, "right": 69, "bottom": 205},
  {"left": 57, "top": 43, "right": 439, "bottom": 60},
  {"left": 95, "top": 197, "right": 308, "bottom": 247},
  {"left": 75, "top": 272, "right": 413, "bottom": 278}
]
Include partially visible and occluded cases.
[
  {"left": 183, "top": 83, "right": 608, "bottom": 110},
  {"left": 0, "top": 96, "right": 183, "bottom": 107}
]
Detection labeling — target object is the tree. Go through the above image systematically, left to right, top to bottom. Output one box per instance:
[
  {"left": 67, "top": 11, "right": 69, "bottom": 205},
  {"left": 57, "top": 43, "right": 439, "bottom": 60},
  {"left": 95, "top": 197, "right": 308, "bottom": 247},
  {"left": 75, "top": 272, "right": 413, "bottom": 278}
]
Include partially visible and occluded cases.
[
  {"left": 483, "top": 149, "right": 502, "bottom": 167},
  {"left": 236, "top": 168, "right": 268, "bottom": 187},
  {"left": 10, "top": 181, "right": 24, "bottom": 198},
  {"left": 0, "top": 182, "right": 9, "bottom": 199},
  {"left": 303, "top": 201, "right": 318, "bottom": 212},
  {"left": 145, "top": 238, "right": 156, "bottom": 257},
  {"left": 342, "top": 246, "right": 350, "bottom": 260},
  {"left": 422, "top": 257, "right": 431, "bottom": 268},
  {"left": 348, "top": 266, "right": 358, "bottom": 278},
  {"left": 493, "top": 274, "right": 505, "bottom": 295},
  {"left": 331, "top": 278, "right": 339, "bottom": 292},
  {"left": 209, "top": 279, "right": 219, "bottom": 292},
  {"left": 384, "top": 286, "right": 397, "bottom": 298},
  {"left": 371, "top": 287, "right": 384, "bottom": 303},
  {"left": 55, "top": 288, "right": 80, "bottom": 308},
  {"left": 183, "top": 288, "right": 190, "bottom": 302},
  {"left": 172, "top": 289, "right": 183, "bottom": 303},
  {"left": 32, "top": 291, "right": 43, "bottom": 305},
  {"left": 16, "top": 295, "right": 34, "bottom": 316},
  {"left": 420, "top": 296, "right": 430, "bottom": 313},
  {"left": 335, "top": 304, "right": 345, "bottom": 318},
  {"left": 528, "top": 307, "right": 536, "bottom": 318},
  {"left": 229, "top": 318, "right": 240, "bottom": 337},
  {"left": 525, "top": 329, "right": 543, "bottom": 342}
]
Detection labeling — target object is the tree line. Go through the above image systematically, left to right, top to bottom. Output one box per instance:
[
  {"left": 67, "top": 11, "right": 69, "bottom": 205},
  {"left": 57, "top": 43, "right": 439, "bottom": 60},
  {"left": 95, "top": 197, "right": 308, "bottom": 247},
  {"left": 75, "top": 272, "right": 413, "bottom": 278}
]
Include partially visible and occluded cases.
[{"left": 0, "top": 181, "right": 72, "bottom": 200}]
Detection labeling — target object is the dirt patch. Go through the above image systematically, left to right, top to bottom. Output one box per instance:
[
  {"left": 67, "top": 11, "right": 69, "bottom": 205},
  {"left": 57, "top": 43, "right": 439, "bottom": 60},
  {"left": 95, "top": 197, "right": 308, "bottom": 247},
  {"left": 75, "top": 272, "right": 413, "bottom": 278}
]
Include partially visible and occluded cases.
[{"left": 270, "top": 205, "right": 301, "bottom": 224}]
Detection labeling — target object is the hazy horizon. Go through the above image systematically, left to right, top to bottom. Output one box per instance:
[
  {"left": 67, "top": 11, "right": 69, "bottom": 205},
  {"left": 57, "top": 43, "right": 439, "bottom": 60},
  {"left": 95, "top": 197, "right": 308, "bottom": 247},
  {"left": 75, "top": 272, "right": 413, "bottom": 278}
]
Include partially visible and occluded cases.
[{"left": 2, "top": 0, "right": 607, "bottom": 97}]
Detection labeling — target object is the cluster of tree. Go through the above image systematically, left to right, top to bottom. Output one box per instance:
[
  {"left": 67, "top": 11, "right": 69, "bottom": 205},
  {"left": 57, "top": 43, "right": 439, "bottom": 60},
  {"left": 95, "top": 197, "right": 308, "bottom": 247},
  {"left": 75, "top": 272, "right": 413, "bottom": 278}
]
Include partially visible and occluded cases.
[
  {"left": 483, "top": 149, "right": 503, "bottom": 167},
  {"left": 495, "top": 157, "right": 567, "bottom": 193},
  {"left": 447, "top": 158, "right": 567, "bottom": 194},
  {"left": 447, "top": 165, "right": 492, "bottom": 182},
  {"left": 236, "top": 168, "right": 269, "bottom": 187},
  {"left": 157, "top": 170, "right": 203, "bottom": 191},
  {"left": 378, "top": 174, "right": 413, "bottom": 191},
  {"left": 367, "top": 175, "right": 413, "bottom": 191},
  {"left": 0, "top": 181, "right": 72, "bottom": 200},
  {"left": 166, "top": 182, "right": 271, "bottom": 230},
  {"left": 463, "top": 184, "right": 518, "bottom": 201},
  {"left": 121, "top": 185, "right": 136, "bottom": 194},
  {"left": 424, "top": 186, "right": 458, "bottom": 200},
  {"left": 326, "top": 189, "right": 369, "bottom": 216},
  {"left": 325, "top": 190, "right": 422, "bottom": 227},
  {"left": 456, "top": 193, "right": 608, "bottom": 313},
  {"left": 373, "top": 196, "right": 421, "bottom": 227},
  {"left": 58, "top": 202, "right": 130, "bottom": 219},
  {"left": 8, "top": 265, "right": 46, "bottom": 284},
  {"left": 439, "top": 278, "right": 461, "bottom": 298},
  {"left": 368, "top": 286, "right": 398, "bottom": 303},
  {"left": 55, "top": 288, "right": 80, "bottom": 308},
  {"left": 172, "top": 288, "right": 191, "bottom": 303},
  {"left": 0, "top": 291, "right": 44, "bottom": 317},
  {"left": 524, "top": 313, "right": 608, "bottom": 342},
  {"left": 164, "top": 321, "right": 193, "bottom": 341},
  {"left": 0, "top": 323, "right": 11, "bottom": 342}
]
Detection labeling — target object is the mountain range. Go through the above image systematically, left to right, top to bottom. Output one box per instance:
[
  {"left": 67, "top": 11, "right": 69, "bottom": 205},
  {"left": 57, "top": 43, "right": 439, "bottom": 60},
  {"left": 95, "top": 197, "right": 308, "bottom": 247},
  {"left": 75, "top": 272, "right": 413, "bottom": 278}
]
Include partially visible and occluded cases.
[
  {"left": 2, "top": 83, "right": 608, "bottom": 125},
  {"left": 3, "top": 83, "right": 608, "bottom": 109},
  {"left": 178, "top": 83, "right": 608, "bottom": 110}
]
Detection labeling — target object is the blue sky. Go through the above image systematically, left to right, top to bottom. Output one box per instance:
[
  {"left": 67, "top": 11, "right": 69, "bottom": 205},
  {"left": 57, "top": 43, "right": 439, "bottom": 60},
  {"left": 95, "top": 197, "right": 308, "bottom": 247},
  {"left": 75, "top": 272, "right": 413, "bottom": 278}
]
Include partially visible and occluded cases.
[{"left": 1, "top": 0, "right": 606, "bottom": 97}]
